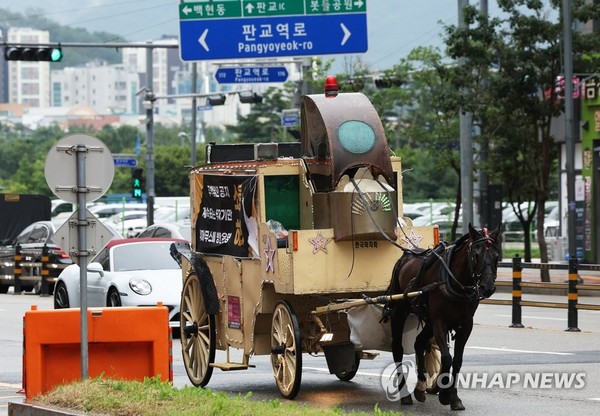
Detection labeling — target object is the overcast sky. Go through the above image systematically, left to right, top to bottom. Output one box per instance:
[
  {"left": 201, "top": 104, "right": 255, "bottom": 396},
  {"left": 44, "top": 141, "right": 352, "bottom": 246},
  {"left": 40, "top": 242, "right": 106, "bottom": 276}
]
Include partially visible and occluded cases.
[{"left": 4, "top": 1, "right": 548, "bottom": 72}]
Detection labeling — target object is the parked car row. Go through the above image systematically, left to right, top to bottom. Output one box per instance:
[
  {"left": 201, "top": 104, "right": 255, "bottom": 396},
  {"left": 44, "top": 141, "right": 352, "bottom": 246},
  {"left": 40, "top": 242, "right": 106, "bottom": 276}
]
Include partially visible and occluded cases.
[
  {"left": 403, "top": 200, "right": 560, "bottom": 242},
  {"left": 0, "top": 221, "right": 72, "bottom": 294}
]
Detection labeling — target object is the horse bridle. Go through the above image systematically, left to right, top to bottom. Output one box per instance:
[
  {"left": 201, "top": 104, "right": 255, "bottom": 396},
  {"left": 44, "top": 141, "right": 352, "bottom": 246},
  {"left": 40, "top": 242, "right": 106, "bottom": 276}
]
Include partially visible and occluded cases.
[
  {"left": 435, "top": 229, "right": 498, "bottom": 301},
  {"left": 467, "top": 230, "right": 499, "bottom": 300}
]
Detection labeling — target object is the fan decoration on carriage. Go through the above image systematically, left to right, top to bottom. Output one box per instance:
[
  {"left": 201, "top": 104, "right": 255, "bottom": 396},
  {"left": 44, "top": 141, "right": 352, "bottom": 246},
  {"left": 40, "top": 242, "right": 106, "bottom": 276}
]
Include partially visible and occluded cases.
[{"left": 301, "top": 83, "right": 398, "bottom": 242}]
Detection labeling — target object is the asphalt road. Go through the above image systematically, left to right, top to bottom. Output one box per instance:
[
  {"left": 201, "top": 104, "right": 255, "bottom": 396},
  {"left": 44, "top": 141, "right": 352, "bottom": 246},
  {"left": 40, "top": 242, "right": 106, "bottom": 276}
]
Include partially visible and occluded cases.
[{"left": 1, "top": 290, "right": 599, "bottom": 416}]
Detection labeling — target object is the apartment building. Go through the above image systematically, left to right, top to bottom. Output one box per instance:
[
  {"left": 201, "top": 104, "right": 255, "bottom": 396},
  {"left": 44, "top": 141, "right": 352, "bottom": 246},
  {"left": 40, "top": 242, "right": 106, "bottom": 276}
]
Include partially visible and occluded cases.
[
  {"left": 4, "top": 27, "right": 51, "bottom": 108},
  {"left": 51, "top": 63, "right": 140, "bottom": 115}
]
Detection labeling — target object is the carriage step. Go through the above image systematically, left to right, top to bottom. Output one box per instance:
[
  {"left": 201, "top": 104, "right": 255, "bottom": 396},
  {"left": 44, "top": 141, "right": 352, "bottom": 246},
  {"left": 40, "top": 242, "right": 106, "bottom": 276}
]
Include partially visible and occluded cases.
[{"left": 210, "top": 362, "right": 255, "bottom": 371}]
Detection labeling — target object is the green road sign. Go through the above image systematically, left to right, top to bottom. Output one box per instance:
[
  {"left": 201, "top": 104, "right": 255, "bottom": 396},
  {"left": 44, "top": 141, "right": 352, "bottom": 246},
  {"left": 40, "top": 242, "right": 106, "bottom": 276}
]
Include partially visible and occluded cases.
[{"left": 179, "top": 0, "right": 366, "bottom": 20}]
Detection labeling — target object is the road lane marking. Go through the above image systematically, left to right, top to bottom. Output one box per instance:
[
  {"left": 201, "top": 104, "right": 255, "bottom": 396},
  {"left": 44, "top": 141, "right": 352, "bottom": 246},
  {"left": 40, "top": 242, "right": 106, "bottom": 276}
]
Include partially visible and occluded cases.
[
  {"left": 495, "top": 314, "right": 564, "bottom": 321},
  {"left": 467, "top": 346, "right": 574, "bottom": 355},
  {"left": 0, "top": 382, "right": 21, "bottom": 389}
]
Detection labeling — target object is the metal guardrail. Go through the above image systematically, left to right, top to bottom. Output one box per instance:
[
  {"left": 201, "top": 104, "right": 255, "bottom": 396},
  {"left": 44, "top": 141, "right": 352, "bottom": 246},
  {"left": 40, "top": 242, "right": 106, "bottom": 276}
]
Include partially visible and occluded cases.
[{"left": 480, "top": 256, "right": 600, "bottom": 331}]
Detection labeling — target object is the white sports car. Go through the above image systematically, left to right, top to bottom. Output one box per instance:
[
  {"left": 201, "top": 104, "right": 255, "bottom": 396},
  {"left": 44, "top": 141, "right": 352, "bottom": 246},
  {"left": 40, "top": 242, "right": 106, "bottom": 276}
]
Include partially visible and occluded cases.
[{"left": 54, "top": 238, "right": 187, "bottom": 336}]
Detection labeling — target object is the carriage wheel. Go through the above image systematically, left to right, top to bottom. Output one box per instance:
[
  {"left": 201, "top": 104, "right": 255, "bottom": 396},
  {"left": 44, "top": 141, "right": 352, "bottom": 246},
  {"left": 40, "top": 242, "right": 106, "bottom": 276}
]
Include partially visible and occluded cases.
[
  {"left": 180, "top": 273, "right": 215, "bottom": 387},
  {"left": 270, "top": 300, "right": 302, "bottom": 399},
  {"left": 425, "top": 338, "right": 442, "bottom": 394},
  {"left": 335, "top": 352, "right": 360, "bottom": 382}
]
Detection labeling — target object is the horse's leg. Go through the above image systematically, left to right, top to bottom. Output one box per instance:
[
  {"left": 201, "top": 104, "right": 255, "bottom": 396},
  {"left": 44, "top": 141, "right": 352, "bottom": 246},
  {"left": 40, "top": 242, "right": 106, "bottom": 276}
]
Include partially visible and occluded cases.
[
  {"left": 390, "top": 303, "right": 412, "bottom": 405},
  {"left": 447, "top": 319, "right": 473, "bottom": 411},
  {"left": 432, "top": 320, "right": 453, "bottom": 407},
  {"left": 413, "top": 321, "right": 432, "bottom": 402}
]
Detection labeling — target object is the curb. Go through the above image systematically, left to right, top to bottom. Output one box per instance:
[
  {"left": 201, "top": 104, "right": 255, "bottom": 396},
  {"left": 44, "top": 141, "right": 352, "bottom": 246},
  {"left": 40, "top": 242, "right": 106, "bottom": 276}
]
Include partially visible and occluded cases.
[{"left": 8, "top": 402, "right": 80, "bottom": 416}]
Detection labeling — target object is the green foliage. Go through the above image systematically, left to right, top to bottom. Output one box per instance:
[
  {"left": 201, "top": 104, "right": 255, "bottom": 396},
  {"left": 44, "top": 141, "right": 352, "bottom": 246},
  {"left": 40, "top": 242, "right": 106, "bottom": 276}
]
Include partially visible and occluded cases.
[
  {"left": 227, "top": 85, "right": 298, "bottom": 143},
  {"left": 0, "top": 123, "right": 195, "bottom": 197},
  {"left": 35, "top": 376, "right": 387, "bottom": 416}
]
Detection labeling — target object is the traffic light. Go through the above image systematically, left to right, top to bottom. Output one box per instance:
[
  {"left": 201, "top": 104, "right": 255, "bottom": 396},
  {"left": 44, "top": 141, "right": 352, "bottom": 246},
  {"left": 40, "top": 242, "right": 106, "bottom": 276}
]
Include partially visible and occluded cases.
[
  {"left": 3, "top": 46, "right": 63, "bottom": 62},
  {"left": 374, "top": 77, "right": 403, "bottom": 89},
  {"left": 238, "top": 92, "right": 263, "bottom": 104},
  {"left": 207, "top": 94, "right": 226, "bottom": 106},
  {"left": 132, "top": 168, "right": 143, "bottom": 199}
]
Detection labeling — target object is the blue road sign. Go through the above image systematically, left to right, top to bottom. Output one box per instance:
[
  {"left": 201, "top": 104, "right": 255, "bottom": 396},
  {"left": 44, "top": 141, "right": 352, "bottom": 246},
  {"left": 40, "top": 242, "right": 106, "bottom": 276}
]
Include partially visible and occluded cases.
[
  {"left": 179, "top": 13, "right": 367, "bottom": 61},
  {"left": 216, "top": 66, "right": 288, "bottom": 84},
  {"left": 197, "top": 104, "right": 213, "bottom": 111},
  {"left": 113, "top": 157, "right": 138, "bottom": 168}
]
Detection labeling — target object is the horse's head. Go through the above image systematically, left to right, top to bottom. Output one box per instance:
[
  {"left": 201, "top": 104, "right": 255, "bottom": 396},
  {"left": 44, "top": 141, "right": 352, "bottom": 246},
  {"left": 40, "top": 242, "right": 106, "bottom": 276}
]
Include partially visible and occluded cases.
[{"left": 468, "top": 223, "right": 501, "bottom": 299}]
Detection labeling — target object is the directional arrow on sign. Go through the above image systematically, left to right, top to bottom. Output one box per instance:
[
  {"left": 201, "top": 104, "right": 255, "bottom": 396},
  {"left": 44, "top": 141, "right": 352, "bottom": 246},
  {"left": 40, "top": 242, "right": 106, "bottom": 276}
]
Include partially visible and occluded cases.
[
  {"left": 182, "top": 5, "right": 192, "bottom": 16},
  {"left": 180, "top": 14, "right": 368, "bottom": 61},
  {"left": 341, "top": 23, "right": 351, "bottom": 46},
  {"left": 198, "top": 29, "right": 209, "bottom": 51}
]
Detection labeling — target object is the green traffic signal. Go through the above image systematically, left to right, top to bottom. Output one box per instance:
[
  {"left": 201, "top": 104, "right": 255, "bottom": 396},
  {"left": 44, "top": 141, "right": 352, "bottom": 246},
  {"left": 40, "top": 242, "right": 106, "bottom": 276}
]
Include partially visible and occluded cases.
[
  {"left": 3, "top": 46, "right": 63, "bottom": 62},
  {"left": 50, "top": 48, "right": 63, "bottom": 62},
  {"left": 132, "top": 169, "right": 143, "bottom": 199}
]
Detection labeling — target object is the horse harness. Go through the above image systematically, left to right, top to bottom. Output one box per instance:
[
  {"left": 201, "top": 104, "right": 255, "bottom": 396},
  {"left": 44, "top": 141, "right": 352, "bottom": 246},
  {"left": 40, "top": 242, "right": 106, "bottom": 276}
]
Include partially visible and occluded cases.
[{"left": 406, "top": 229, "right": 497, "bottom": 303}]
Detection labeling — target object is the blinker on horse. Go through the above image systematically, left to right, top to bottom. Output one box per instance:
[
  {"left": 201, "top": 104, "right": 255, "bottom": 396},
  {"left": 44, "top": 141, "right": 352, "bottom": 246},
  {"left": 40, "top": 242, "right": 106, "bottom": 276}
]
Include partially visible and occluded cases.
[{"left": 388, "top": 224, "right": 500, "bottom": 411}]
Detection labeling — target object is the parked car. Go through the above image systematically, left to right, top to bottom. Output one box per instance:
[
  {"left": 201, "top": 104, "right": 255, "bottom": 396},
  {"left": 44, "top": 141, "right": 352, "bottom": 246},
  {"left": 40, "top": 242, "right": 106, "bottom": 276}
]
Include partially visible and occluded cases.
[
  {"left": 89, "top": 203, "right": 147, "bottom": 219},
  {"left": 119, "top": 206, "right": 190, "bottom": 238},
  {"left": 0, "top": 221, "right": 72, "bottom": 294},
  {"left": 137, "top": 221, "right": 192, "bottom": 241},
  {"left": 53, "top": 238, "right": 187, "bottom": 336}
]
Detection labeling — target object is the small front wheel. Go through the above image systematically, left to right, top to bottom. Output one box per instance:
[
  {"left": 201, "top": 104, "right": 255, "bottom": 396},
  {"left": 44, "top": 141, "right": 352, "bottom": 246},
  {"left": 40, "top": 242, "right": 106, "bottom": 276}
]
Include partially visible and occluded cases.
[
  {"left": 271, "top": 300, "right": 302, "bottom": 399},
  {"left": 335, "top": 353, "right": 360, "bottom": 382}
]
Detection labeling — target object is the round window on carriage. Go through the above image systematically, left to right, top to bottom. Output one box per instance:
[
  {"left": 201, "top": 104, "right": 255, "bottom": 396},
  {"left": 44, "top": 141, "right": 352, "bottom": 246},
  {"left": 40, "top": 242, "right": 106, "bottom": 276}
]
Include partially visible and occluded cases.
[{"left": 337, "top": 120, "right": 376, "bottom": 154}]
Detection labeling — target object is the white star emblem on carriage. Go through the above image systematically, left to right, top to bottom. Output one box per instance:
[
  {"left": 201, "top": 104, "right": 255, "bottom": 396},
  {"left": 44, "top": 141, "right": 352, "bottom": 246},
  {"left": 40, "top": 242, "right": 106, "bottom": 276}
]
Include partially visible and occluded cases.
[
  {"left": 403, "top": 229, "right": 424, "bottom": 249},
  {"left": 309, "top": 232, "right": 331, "bottom": 254},
  {"left": 263, "top": 237, "right": 276, "bottom": 272}
]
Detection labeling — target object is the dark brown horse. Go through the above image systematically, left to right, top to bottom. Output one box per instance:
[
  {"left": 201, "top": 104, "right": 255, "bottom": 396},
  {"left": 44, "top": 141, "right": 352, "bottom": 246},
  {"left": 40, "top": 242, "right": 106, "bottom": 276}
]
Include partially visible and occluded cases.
[{"left": 389, "top": 224, "right": 500, "bottom": 410}]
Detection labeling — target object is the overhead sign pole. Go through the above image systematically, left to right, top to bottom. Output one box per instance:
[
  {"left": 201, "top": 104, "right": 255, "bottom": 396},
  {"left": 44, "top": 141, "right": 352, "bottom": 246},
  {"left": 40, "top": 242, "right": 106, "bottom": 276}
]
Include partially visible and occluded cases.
[{"left": 179, "top": 0, "right": 368, "bottom": 61}]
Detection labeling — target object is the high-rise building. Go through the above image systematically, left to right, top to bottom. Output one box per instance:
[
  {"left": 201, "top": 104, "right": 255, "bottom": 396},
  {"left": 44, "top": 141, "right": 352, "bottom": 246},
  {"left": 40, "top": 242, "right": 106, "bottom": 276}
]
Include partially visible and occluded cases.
[
  {"left": 5, "top": 27, "right": 51, "bottom": 107},
  {"left": 51, "top": 63, "right": 140, "bottom": 114}
]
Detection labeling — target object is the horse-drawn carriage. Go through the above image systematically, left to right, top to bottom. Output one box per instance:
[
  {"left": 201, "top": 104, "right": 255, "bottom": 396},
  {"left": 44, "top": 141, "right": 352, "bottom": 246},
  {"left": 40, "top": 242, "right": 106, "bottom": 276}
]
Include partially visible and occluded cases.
[{"left": 171, "top": 79, "right": 500, "bottom": 408}]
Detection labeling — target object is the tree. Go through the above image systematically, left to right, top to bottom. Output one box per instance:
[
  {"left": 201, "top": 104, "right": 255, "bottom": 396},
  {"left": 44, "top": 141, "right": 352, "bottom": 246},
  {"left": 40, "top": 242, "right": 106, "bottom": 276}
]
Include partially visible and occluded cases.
[
  {"left": 444, "top": 1, "right": 600, "bottom": 275},
  {"left": 227, "top": 85, "right": 297, "bottom": 143}
]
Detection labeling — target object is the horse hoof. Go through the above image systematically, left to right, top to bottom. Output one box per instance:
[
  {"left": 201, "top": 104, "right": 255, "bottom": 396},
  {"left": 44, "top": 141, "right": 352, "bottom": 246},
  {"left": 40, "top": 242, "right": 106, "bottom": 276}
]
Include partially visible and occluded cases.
[
  {"left": 426, "top": 384, "right": 439, "bottom": 395},
  {"left": 414, "top": 389, "right": 426, "bottom": 402},
  {"left": 400, "top": 395, "right": 414, "bottom": 405},
  {"left": 451, "top": 399, "right": 465, "bottom": 411}
]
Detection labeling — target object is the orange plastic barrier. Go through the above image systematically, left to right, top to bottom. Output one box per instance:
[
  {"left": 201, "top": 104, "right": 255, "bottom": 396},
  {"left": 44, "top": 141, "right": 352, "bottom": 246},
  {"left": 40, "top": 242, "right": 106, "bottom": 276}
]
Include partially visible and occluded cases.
[{"left": 23, "top": 304, "right": 172, "bottom": 400}]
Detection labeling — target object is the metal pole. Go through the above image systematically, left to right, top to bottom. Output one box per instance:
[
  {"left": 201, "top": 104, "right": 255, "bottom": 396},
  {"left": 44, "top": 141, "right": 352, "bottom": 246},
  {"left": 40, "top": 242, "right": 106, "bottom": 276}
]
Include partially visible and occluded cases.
[
  {"left": 459, "top": 0, "right": 473, "bottom": 233},
  {"left": 478, "top": 0, "right": 489, "bottom": 228},
  {"left": 563, "top": 0, "right": 577, "bottom": 261},
  {"left": 145, "top": 43, "right": 155, "bottom": 226},
  {"left": 191, "top": 63, "right": 198, "bottom": 167},
  {"left": 76, "top": 145, "right": 89, "bottom": 379},
  {"left": 510, "top": 255, "right": 524, "bottom": 328}
]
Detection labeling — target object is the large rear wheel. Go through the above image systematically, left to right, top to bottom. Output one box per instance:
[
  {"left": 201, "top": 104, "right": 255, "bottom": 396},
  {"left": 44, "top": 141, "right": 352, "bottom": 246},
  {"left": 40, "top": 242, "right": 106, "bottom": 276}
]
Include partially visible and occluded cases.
[
  {"left": 180, "top": 273, "right": 215, "bottom": 387},
  {"left": 270, "top": 300, "right": 302, "bottom": 399}
]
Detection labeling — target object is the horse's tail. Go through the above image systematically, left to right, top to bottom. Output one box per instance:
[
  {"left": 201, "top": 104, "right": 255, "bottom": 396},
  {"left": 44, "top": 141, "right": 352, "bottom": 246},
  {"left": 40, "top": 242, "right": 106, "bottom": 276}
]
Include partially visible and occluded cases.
[{"left": 380, "top": 254, "right": 414, "bottom": 323}]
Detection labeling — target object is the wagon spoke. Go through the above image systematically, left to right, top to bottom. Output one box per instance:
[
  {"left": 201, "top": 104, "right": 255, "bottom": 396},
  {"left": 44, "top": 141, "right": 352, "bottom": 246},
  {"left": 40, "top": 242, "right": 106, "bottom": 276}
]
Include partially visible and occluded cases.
[
  {"left": 181, "top": 273, "right": 215, "bottom": 388},
  {"left": 270, "top": 301, "right": 302, "bottom": 399}
]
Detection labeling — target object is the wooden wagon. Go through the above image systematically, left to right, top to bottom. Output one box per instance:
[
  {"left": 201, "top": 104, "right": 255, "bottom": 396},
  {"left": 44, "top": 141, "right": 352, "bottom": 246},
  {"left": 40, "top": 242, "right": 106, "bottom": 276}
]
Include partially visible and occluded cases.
[{"left": 171, "top": 84, "right": 440, "bottom": 399}]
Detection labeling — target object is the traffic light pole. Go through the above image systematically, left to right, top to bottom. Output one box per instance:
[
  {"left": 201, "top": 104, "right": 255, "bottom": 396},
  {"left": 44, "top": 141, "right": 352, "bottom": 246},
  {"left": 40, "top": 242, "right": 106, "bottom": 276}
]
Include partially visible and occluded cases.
[{"left": 145, "top": 44, "right": 155, "bottom": 227}]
